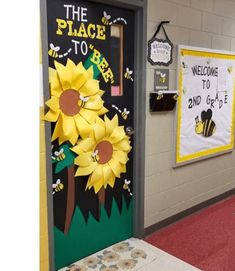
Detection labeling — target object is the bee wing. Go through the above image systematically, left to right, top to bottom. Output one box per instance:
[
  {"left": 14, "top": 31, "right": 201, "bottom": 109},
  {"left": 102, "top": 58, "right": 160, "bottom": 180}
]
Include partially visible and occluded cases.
[
  {"left": 104, "top": 11, "right": 110, "bottom": 19},
  {"left": 50, "top": 43, "right": 55, "bottom": 50},
  {"left": 54, "top": 46, "right": 60, "bottom": 52},
  {"left": 126, "top": 67, "right": 129, "bottom": 72},
  {"left": 129, "top": 70, "right": 133, "bottom": 75},
  {"left": 126, "top": 110, "right": 130, "bottom": 114},
  {"left": 59, "top": 148, "right": 64, "bottom": 154},
  {"left": 92, "top": 150, "right": 99, "bottom": 157},
  {"left": 54, "top": 151, "right": 59, "bottom": 156},
  {"left": 56, "top": 179, "right": 61, "bottom": 184},
  {"left": 125, "top": 179, "right": 131, "bottom": 184},
  {"left": 52, "top": 184, "right": 57, "bottom": 188}
]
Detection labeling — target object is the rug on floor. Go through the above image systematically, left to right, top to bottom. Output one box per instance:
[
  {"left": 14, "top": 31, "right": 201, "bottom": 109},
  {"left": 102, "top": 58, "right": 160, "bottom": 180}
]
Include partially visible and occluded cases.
[
  {"left": 145, "top": 196, "right": 235, "bottom": 271},
  {"left": 58, "top": 238, "right": 158, "bottom": 271}
]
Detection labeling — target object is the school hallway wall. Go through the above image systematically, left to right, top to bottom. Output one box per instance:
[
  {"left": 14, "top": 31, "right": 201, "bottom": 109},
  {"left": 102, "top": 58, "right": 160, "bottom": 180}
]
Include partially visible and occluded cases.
[{"left": 144, "top": 0, "right": 235, "bottom": 228}]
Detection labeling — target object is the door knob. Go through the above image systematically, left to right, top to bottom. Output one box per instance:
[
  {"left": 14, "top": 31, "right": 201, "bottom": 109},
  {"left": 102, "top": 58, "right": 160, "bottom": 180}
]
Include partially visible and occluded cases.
[{"left": 125, "top": 126, "right": 134, "bottom": 136}]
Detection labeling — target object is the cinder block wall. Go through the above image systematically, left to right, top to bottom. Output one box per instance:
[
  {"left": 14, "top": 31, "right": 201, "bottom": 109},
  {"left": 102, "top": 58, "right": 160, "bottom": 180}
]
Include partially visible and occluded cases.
[{"left": 145, "top": 0, "right": 235, "bottom": 228}]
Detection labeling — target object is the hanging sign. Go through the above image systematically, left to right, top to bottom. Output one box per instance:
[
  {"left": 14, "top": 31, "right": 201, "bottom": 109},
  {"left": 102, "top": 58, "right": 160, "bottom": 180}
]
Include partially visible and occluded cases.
[
  {"left": 147, "top": 21, "right": 173, "bottom": 66},
  {"left": 175, "top": 45, "right": 235, "bottom": 165}
]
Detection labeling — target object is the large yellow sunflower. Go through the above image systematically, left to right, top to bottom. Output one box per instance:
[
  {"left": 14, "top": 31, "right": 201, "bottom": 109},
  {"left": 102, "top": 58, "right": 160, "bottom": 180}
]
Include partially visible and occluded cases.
[
  {"left": 44, "top": 58, "right": 108, "bottom": 145},
  {"left": 72, "top": 115, "right": 132, "bottom": 193}
]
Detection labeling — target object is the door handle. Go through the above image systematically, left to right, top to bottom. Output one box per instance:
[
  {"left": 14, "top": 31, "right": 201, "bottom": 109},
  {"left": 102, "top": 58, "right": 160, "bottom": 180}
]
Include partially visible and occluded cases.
[{"left": 125, "top": 126, "right": 135, "bottom": 136}]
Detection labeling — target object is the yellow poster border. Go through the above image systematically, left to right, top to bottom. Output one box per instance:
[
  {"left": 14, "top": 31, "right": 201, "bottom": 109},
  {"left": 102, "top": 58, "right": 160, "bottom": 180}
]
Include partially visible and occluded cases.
[{"left": 176, "top": 48, "right": 235, "bottom": 164}]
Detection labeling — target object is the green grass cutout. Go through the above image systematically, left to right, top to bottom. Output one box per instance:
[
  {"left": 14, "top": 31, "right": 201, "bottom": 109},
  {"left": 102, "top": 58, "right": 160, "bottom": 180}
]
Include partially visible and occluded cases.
[{"left": 54, "top": 198, "right": 133, "bottom": 270}]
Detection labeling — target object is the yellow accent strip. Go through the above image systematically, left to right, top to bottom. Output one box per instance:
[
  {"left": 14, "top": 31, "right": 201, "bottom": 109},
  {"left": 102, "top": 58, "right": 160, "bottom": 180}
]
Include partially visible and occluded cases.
[
  {"left": 176, "top": 48, "right": 235, "bottom": 164},
  {"left": 182, "top": 49, "right": 235, "bottom": 60},
  {"left": 176, "top": 68, "right": 183, "bottom": 162},
  {"left": 40, "top": 107, "right": 49, "bottom": 271},
  {"left": 177, "top": 144, "right": 234, "bottom": 163}
]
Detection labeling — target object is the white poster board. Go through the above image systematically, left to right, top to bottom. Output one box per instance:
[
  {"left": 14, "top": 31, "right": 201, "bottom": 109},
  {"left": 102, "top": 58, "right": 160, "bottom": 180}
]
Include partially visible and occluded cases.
[{"left": 175, "top": 45, "right": 235, "bottom": 165}]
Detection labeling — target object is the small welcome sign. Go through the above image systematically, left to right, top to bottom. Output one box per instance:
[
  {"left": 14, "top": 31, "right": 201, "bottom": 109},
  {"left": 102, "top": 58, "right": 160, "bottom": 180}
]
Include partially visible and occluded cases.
[{"left": 147, "top": 21, "right": 173, "bottom": 66}]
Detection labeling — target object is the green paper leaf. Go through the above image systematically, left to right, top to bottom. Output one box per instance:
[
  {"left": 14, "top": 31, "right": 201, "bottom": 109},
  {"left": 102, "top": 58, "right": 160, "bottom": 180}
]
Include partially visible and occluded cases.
[
  {"left": 84, "top": 53, "right": 103, "bottom": 79},
  {"left": 54, "top": 143, "right": 76, "bottom": 174}
]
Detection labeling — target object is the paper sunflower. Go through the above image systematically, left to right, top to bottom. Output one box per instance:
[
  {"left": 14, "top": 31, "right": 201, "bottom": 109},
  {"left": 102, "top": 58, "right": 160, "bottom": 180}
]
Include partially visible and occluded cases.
[
  {"left": 44, "top": 59, "right": 108, "bottom": 145},
  {"left": 72, "top": 115, "right": 132, "bottom": 193}
]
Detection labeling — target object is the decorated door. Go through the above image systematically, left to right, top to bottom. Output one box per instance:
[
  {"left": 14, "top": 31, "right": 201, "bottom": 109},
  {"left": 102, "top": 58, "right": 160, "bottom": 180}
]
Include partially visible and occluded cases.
[{"left": 44, "top": 0, "right": 135, "bottom": 269}]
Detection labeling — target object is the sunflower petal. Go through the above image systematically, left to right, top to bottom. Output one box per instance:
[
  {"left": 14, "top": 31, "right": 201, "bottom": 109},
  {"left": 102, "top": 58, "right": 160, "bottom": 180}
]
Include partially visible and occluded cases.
[
  {"left": 54, "top": 60, "right": 73, "bottom": 90},
  {"left": 71, "top": 62, "right": 89, "bottom": 90},
  {"left": 87, "top": 65, "right": 94, "bottom": 79},
  {"left": 49, "top": 67, "right": 63, "bottom": 97},
  {"left": 80, "top": 79, "right": 100, "bottom": 96},
  {"left": 84, "top": 96, "right": 103, "bottom": 110},
  {"left": 45, "top": 97, "right": 60, "bottom": 111},
  {"left": 97, "top": 106, "right": 109, "bottom": 116},
  {"left": 79, "top": 108, "right": 98, "bottom": 124},
  {"left": 44, "top": 109, "right": 60, "bottom": 122},
  {"left": 61, "top": 113, "right": 77, "bottom": 137},
  {"left": 74, "top": 114, "right": 93, "bottom": 138},
  {"left": 104, "top": 114, "right": 118, "bottom": 136},
  {"left": 51, "top": 115, "right": 63, "bottom": 141},
  {"left": 93, "top": 123, "right": 106, "bottom": 141},
  {"left": 109, "top": 126, "right": 126, "bottom": 143},
  {"left": 67, "top": 132, "right": 78, "bottom": 145},
  {"left": 72, "top": 138, "right": 96, "bottom": 154},
  {"left": 113, "top": 139, "right": 131, "bottom": 152},
  {"left": 112, "top": 150, "right": 129, "bottom": 164},
  {"left": 74, "top": 152, "right": 93, "bottom": 167},
  {"left": 108, "top": 158, "right": 122, "bottom": 178},
  {"left": 75, "top": 163, "right": 96, "bottom": 176},
  {"left": 120, "top": 163, "right": 126, "bottom": 173},
  {"left": 89, "top": 165, "right": 103, "bottom": 186},
  {"left": 102, "top": 165, "right": 115, "bottom": 186},
  {"left": 108, "top": 174, "right": 115, "bottom": 188},
  {"left": 93, "top": 179, "right": 104, "bottom": 194}
]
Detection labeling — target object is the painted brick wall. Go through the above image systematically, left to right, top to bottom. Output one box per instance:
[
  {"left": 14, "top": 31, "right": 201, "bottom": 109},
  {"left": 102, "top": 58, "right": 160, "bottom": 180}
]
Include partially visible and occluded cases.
[{"left": 145, "top": 0, "right": 235, "bottom": 227}]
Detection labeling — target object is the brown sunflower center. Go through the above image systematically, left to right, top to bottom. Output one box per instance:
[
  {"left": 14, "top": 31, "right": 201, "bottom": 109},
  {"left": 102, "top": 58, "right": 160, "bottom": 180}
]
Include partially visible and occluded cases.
[
  {"left": 59, "top": 89, "right": 80, "bottom": 116},
  {"left": 95, "top": 141, "right": 113, "bottom": 164}
]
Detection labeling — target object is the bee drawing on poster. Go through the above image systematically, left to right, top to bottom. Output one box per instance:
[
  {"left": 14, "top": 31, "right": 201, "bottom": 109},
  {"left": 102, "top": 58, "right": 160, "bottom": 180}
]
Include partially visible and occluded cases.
[
  {"left": 101, "top": 11, "right": 127, "bottom": 25},
  {"left": 181, "top": 61, "right": 190, "bottom": 75},
  {"left": 195, "top": 109, "right": 216, "bottom": 138},
  {"left": 53, "top": 179, "right": 64, "bottom": 195}
]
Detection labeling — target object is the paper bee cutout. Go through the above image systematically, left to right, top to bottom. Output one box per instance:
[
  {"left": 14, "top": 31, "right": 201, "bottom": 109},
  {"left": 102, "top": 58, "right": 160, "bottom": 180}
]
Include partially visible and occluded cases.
[{"left": 195, "top": 109, "right": 216, "bottom": 137}]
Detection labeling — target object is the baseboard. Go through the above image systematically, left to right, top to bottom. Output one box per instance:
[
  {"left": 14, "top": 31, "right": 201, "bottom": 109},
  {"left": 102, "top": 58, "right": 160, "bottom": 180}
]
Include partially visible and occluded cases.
[{"left": 144, "top": 188, "right": 235, "bottom": 237}]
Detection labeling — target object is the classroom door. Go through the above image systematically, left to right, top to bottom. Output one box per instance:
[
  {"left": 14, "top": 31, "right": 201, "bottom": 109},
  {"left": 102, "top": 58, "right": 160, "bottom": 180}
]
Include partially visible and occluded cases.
[{"left": 44, "top": 0, "right": 135, "bottom": 269}]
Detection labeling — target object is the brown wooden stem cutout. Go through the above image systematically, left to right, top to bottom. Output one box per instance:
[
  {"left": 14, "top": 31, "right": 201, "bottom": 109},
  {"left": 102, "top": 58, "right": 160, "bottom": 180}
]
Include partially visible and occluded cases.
[
  {"left": 64, "top": 165, "right": 75, "bottom": 235},
  {"left": 98, "top": 187, "right": 105, "bottom": 205}
]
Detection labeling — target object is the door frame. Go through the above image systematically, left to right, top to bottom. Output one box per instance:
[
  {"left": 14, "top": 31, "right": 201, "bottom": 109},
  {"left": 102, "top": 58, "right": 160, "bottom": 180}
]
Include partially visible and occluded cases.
[{"left": 40, "top": 0, "right": 147, "bottom": 270}]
